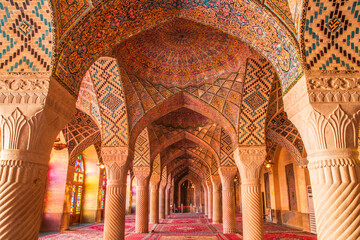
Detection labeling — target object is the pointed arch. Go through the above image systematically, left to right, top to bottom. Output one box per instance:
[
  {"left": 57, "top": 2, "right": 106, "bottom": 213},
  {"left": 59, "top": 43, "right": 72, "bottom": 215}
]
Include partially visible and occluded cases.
[
  {"left": 54, "top": 1, "right": 302, "bottom": 96},
  {"left": 130, "top": 92, "right": 237, "bottom": 149},
  {"left": 151, "top": 131, "right": 220, "bottom": 166}
]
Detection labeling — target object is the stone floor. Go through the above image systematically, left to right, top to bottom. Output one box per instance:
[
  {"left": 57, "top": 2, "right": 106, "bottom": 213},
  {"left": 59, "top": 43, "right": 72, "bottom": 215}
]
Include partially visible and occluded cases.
[{"left": 39, "top": 213, "right": 317, "bottom": 239}]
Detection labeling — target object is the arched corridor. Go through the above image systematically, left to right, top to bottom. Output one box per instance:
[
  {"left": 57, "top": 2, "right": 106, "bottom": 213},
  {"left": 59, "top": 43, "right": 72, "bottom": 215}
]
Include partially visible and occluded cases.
[{"left": 1, "top": 0, "right": 360, "bottom": 239}]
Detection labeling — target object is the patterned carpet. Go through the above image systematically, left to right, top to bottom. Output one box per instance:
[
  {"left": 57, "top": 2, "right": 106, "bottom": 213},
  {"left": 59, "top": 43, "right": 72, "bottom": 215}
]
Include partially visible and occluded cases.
[{"left": 39, "top": 213, "right": 317, "bottom": 240}]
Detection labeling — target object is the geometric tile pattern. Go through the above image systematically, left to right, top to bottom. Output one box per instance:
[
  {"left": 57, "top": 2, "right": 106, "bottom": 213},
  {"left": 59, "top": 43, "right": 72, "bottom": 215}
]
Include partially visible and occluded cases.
[
  {"left": 0, "top": 0, "right": 53, "bottom": 72},
  {"left": 53, "top": 0, "right": 90, "bottom": 40},
  {"left": 55, "top": 0, "right": 302, "bottom": 96},
  {"left": 264, "top": 0, "right": 296, "bottom": 36},
  {"left": 303, "top": 0, "right": 360, "bottom": 70},
  {"left": 116, "top": 18, "right": 248, "bottom": 89},
  {"left": 89, "top": 57, "right": 128, "bottom": 147},
  {"left": 238, "top": 57, "right": 274, "bottom": 144},
  {"left": 123, "top": 69, "right": 248, "bottom": 136},
  {"left": 76, "top": 71, "right": 102, "bottom": 126},
  {"left": 184, "top": 71, "right": 248, "bottom": 130},
  {"left": 265, "top": 77, "right": 305, "bottom": 158},
  {"left": 62, "top": 109, "right": 100, "bottom": 165},
  {"left": 151, "top": 122, "right": 221, "bottom": 155},
  {"left": 134, "top": 128, "right": 150, "bottom": 167},
  {"left": 220, "top": 129, "right": 235, "bottom": 167},
  {"left": 266, "top": 139, "right": 278, "bottom": 163},
  {"left": 94, "top": 141, "right": 103, "bottom": 163},
  {"left": 161, "top": 142, "right": 214, "bottom": 170},
  {"left": 152, "top": 154, "right": 161, "bottom": 175},
  {"left": 162, "top": 166, "right": 167, "bottom": 181}
]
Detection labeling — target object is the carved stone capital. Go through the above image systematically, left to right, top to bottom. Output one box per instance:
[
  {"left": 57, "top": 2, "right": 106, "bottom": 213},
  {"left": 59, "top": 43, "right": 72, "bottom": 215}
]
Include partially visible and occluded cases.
[
  {"left": 306, "top": 71, "right": 360, "bottom": 103},
  {"left": 0, "top": 73, "right": 50, "bottom": 105},
  {"left": 305, "top": 105, "right": 359, "bottom": 153},
  {"left": 0, "top": 106, "right": 72, "bottom": 159},
  {"left": 102, "top": 146, "right": 131, "bottom": 163},
  {"left": 234, "top": 146, "right": 266, "bottom": 182},
  {"left": 104, "top": 160, "right": 128, "bottom": 185},
  {"left": 219, "top": 166, "right": 237, "bottom": 188},
  {"left": 133, "top": 167, "right": 151, "bottom": 187},
  {"left": 150, "top": 174, "right": 161, "bottom": 190},
  {"left": 211, "top": 175, "right": 222, "bottom": 191}
]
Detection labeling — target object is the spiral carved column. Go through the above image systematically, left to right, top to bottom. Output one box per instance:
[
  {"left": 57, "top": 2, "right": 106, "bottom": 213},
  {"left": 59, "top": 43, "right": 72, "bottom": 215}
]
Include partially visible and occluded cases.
[
  {"left": 282, "top": 83, "right": 360, "bottom": 240},
  {"left": 235, "top": 146, "right": 266, "bottom": 240},
  {"left": 103, "top": 148, "right": 130, "bottom": 240},
  {"left": 308, "top": 149, "right": 360, "bottom": 240},
  {"left": 0, "top": 153, "right": 48, "bottom": 239},
  {"left": 133, "top": 167, "right": 151, "bottom": 233},
  {"left": 219, "top": 167, "right": 237, "bottom": 234},
  {"left": 149, "top": 175, "right": 160, "bottom": 224},
  {"left": 211, "top": 175, "right": 222, "bottom": 224},
  {"left": 159, "top": 180, "right": 166, "bottom": 219},
  {"left": 206, "top": 180, "right": 213, "bottom": 220}
]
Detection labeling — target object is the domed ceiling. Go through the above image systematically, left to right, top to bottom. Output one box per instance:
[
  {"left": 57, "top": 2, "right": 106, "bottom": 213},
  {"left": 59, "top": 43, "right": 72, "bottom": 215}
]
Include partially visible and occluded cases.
[{"left": 116, "top": 18, "right": 249, "bottom": 88}]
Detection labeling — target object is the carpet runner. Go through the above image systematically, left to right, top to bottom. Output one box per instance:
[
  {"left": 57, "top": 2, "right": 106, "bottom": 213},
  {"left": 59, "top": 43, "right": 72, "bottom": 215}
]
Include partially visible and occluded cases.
[{"left": 39, "top": 213, "right": 317, "bottom": 239}]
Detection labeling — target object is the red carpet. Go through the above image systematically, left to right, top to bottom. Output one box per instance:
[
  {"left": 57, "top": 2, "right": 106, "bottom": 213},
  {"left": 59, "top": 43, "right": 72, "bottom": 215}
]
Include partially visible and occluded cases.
[{"left": 39, "top": 213, "right": 316, "bottom": 239}]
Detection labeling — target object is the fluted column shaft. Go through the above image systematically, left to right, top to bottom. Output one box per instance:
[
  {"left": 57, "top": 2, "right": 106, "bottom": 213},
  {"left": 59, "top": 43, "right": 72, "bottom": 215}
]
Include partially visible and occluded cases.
[
  {"left": 235, "top": 146, "right": 266, "bottom": 240},
  {"left": 103, "top": 148, "right": 129, "bottom": 240},
  {"left": 133, "top": 167, "right": 151, "bottom": 233},
  {"left": 219, "top": 167, "right": 237, "bottom": 234},
  {"left": 149, "top": 175, "right": 160, "bottom": 224},
  {"left": 211, "top": 175, "right": 222, "bottom": 224},
  {"left": 206, "top": 180, "right": 213, "bottom": 219},
  {"left": 159, "top": 181, "right": 166, "bottom": 219},
  {"left": 165, "top": 184, "right": 170, "bottom": 217},
  {"left": 203, "top": 184, "right": 208, "bottom": 215}
]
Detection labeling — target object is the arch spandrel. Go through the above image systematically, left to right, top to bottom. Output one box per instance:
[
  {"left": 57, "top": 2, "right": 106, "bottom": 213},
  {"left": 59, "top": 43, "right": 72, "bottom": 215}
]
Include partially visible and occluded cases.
[
  {"left": 53, "top": 0, "right": 302, "bottom": 98},
  {"left": 88, "top": 57, "right": 129, "bottom": 147}
]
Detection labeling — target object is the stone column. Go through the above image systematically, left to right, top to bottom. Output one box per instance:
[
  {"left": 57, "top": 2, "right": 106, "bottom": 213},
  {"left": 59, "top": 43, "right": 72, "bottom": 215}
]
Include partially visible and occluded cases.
[
  {"left": 283, "top": 75, "right": 360, "bottom": 240},
  {"left": 0, "top": 78, "right": 75, "bottom": 239},
  {"left": 235, "top": 146, "right": 266, "bottom": 240},
  {"left": 103, "top": 147, "right": 130, "bottom": 240},
  {"left": 133, "top": 167, "right": 151, "bottom": 233},
  {"left": 219, "top": 167, "right": 237, "bottom": 234},
  {"left": 149, "top": 175, "right": 161, "bottom": 224},
  {"left": 211, "top": 175, "right": 222, "bottom": 224},
  {"left": 159, "top": 179, "right": 166, "bottom": 219},
  {"left": 206, "top": 179, "right": 213, "bottom": 220},
  {"left": 165, "top": 182, "right": 171, "bottom": 217},
  {"left": 203, "top": 183, "right": 208, "bottom": 215}
]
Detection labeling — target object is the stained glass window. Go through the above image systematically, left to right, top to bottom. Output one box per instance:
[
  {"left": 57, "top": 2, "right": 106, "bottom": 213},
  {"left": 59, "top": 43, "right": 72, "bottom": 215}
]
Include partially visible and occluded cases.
[
  {"left": 71, "top": 155, "right": 85, "bottom": 215},
  {"left": 101, "top": 172, "right": 107, "bottom": 209},
  {"left": 70, "top": 185, "right": 76, "bottom": 214}
]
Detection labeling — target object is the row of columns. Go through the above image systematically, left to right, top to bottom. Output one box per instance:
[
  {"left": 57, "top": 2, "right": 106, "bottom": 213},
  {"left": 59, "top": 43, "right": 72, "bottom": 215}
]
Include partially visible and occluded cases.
[{"left": 0, "top": 83, "right": 359, "bottom": 240}]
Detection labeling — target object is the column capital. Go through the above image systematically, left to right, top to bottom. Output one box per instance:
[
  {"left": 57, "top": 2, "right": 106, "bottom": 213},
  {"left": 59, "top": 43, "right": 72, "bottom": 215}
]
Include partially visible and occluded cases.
[
  {"left": 0, "top": 82, "right": 76, "bottom": 162},
  {"left": 234, "top": 146, "right": 266, "bottom": 183},
  {"left": 103, "top": 148, "right": 129, "bottom": 184},
  {"left": 133, "top": 166, "right": 151, "bottom": 186},
  {"left": 219, "top": 166, "right": 237, "bottom": 187},
  {"left": 150, "top": 174, "right": 161, "bottom": 185},
  {"left": 211, "top": 175, "right": 221, "bottom": 190}
]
